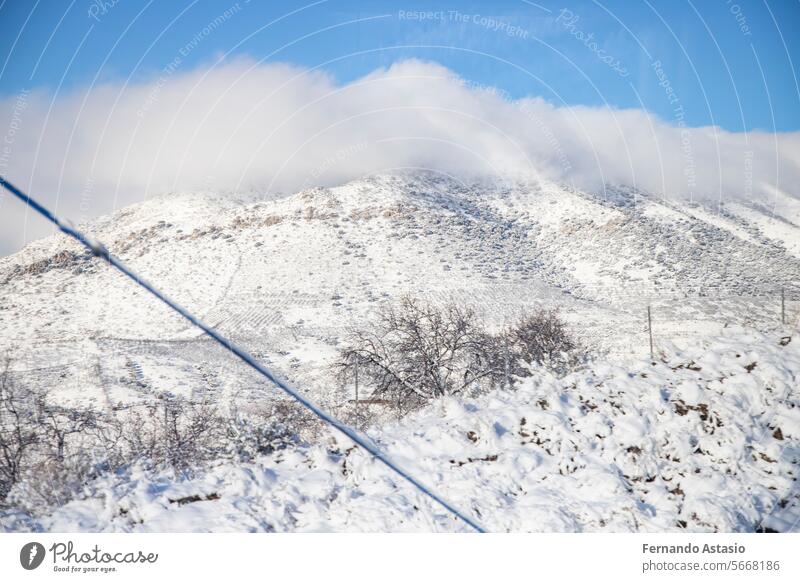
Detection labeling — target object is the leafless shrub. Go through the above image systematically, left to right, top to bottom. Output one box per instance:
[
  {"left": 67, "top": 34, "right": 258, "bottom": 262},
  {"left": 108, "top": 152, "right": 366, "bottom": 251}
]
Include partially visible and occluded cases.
[
  {"left": 505, "top": 309, "right": 585, "bottom": 376},
  {"left": 1, "top": 357, "right": 109, "bottom": 510},
  {"left": 0, "top": 358, "right": 39, "bottom": 501},
  {"left": 0, "top": 360, "right": 314, "bottom": 514},
  {"left": 117, "top": 395, "right": 315, "bottom": 472},
  {"left": 117, "top": 396, "right": 227, "bottom": 474},
  {"left": 162, "top": 396, "right": 228, "bottom": 472},
  {"left": 37, "top": 400, "right": 99, "bottom": 464},
  {"left": 21, "top": 401, "right": 102, "bottom": 509},
  {"left": 117, "top": 403, "right": 161, "bottom": 466}
]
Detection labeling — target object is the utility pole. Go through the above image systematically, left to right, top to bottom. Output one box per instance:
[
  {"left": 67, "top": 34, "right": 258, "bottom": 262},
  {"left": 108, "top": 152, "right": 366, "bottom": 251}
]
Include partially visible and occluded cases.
[{"left": 647, "top": 305, "right": 654, "bottom": 362}]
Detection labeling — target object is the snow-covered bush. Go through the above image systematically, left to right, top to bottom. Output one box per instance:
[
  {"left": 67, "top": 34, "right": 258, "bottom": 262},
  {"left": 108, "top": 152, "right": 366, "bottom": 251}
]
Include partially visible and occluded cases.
[
  {"left": 505, "top": 308, "right": 585, "bottom": 376},
  {"left": 1, "top": 358, "right": 105, "bottom": 511},
  {"left": 0, "top": 365, "right": 311, "bottom": 516},
  {"left": 112, "top": 396, "right": 317, "bottom": 471},
  {"left": 225, "top": 399, "right": 311, "bottom": 461}
]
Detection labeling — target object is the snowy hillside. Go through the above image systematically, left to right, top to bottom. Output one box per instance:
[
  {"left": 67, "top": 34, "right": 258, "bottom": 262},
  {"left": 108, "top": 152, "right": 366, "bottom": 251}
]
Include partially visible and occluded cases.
[
  {"left": 1, "top": 172, "right": 798, "bottom": 413},
  {"left": 6, "top": 328, "right": 798, "bottom": 533}
]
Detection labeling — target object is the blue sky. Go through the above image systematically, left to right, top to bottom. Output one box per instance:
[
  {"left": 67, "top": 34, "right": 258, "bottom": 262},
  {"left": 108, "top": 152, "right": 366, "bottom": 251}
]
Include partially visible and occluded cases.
[{"left": 0, "top": 0, "right": 798, "bottom": 132}]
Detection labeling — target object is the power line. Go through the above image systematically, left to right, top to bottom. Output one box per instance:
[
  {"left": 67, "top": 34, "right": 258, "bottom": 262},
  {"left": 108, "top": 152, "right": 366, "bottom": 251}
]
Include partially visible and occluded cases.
[{"left": 0, "top": 176, "right": 486, "bottom": 533}]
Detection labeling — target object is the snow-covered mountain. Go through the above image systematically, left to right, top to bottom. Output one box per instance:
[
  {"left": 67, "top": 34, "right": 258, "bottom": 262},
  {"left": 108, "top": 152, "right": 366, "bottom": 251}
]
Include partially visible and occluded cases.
[{"left": 1, "top": 171, "right": 798, "bottom": 410}]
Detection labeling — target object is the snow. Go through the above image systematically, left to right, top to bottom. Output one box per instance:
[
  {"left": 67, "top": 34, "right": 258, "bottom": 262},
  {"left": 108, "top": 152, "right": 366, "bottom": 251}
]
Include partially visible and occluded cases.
[
  {"left": 1, "top": 171, "right": 799, "bottom": 532},
  {"left": 727, "top": 201, "right": 800, "bottom": 258},
  {"left": 7, "top": 328, "right": 798, "bottom": 533}
]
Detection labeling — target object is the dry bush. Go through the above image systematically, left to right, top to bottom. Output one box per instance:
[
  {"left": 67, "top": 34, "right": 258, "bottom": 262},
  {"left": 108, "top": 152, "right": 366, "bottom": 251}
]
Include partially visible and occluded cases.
[
  {"left": 505, "top": 309, "right": 585, "bottom": 377},
  {"left": 0, "top": 358, "right": 39, "bottom": 501},
  {"left": 1, "top": 358, "right": 108, "bottom": 510},
  {"left": 0, "top": 360, "right": 315, "bottom": 514},
  {"left": 118, "top": 396, "right": 228, "bottom": 474}
]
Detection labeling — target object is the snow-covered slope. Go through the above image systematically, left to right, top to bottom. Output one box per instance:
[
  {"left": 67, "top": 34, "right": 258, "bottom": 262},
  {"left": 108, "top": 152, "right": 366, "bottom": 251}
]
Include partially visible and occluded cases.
[
  {"left": 1, "top": 172, "right": 799, "bottom": 411},
  {"left": 7, "top": 329, "right": 798, "bottom": 533}
]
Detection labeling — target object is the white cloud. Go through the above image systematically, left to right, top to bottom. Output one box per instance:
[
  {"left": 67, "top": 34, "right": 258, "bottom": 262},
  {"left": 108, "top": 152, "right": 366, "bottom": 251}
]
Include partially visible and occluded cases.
[{"left": 1, "top": 58, "right": 798, "bottom": 254}]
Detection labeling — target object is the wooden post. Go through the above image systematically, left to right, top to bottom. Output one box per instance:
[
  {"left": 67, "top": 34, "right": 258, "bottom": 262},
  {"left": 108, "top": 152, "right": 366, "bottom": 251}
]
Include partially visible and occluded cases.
[
  {"left": 781, "top": 287, "right": 786, "bottom": 325},
  {"left": 647, "top": 305, "right": 654, "bottom": 362},
  {"left": 504, "top": 332, "right": 510, "bottom": 390},
  {"left": 354, "top": 359, "right": 359, "bottom": 431},
  {"left": 163, "top": 396, "right": 170, "bottom": 468}
]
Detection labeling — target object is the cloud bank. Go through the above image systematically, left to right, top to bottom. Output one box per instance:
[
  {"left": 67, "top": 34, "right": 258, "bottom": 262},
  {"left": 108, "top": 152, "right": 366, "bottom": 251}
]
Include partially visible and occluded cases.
[{"left": 1, "top": 58, "right": 798, "bottom": 254}]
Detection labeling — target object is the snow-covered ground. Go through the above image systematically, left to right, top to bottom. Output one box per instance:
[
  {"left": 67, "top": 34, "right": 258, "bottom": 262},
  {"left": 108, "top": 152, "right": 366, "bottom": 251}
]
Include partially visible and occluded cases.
[
  {"left": 1, "top": 172, "right": 799, "bottom": 532},
  {"left": 5, "top": 328, "right": 797, "bottom": 533}
]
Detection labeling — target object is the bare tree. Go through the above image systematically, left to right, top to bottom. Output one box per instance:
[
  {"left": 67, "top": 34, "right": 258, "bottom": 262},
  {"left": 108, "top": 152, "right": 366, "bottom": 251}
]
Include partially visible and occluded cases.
[
  {"left": 336, "top": 297, "right": 505, "bottom": 408},
  {"left": 335, "top": 299, "right": 586, "bottom": 419}
]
